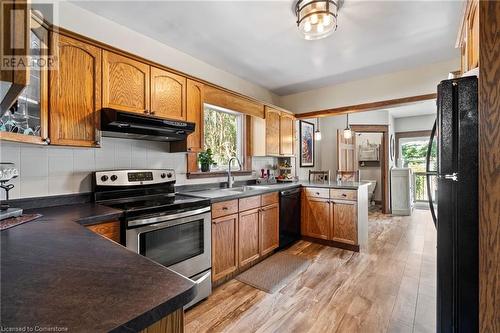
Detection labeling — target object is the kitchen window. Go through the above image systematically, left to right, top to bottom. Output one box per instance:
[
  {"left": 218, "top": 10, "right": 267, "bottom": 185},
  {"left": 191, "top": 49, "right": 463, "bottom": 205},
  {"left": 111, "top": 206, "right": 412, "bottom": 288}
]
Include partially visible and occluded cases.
[{"left": 203, "top": 104, "right": 243, "bottom": 169}]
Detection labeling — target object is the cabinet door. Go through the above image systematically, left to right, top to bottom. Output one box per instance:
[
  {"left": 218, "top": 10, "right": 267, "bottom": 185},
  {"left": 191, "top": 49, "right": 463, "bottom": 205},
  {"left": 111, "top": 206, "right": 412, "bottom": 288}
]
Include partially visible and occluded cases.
[
  {"left": 50, "top": 34, "right": 101, "bottom": 147},
  {"left": 102, "top": 51, "right": 150, "bottom": 114},
  {"left": 151, "top": 67, "right": 186, "bottom": 120},
  {"left": 186, "top": 79, "right": 204, "bottom": 152},
  {"left": 265, "top": 106, "right": 281, "bottom": 156},
  {"left": 280, "top": 113, "right": 294, "bottom": 156},
  {"left": 301, "top": 195, "right": 330, "bottom": 240},
  {"left": 332, "top": 201, "right": 357, "bottom": 245},
  {"left": 260, "top": 203, "right": 279, "bottom": 256},
  {"left": 238, "top": 208, "right": 260, "bottom": 267},
  {"left": 212, "top": 213, "right": 238, "bottom": 281},
  {"left": 86, "top": 220, "right": 120, "bottom": 243}
]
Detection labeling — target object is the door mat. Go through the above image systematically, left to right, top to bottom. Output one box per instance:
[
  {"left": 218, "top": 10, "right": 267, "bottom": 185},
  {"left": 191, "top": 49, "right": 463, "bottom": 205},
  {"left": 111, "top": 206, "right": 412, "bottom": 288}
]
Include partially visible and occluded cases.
[{"left": 236, "top": 252, "right": 309, "bottom": 293}]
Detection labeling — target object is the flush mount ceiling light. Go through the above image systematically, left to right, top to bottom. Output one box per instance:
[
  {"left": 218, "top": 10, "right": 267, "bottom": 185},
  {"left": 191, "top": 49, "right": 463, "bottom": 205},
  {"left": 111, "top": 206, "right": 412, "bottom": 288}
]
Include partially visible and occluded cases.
[{"left": 295, "top": 0, "right": 343, "bottom": 40}]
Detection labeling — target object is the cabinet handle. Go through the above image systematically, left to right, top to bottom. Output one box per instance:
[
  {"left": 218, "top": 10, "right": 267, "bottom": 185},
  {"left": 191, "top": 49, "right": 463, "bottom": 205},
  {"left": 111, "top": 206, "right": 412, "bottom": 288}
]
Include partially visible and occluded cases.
[
  {"left": 144, "top": 110, "right": 149, "bottom": 114},
  {"left": 150, "top": 111, "right": 156, "bottom": 115},
  {"left": 43, "top": 137, "right": 51, "bottom": 145},
  {"left": 315, "top": 192, "right": 320, "bottom": 195},
  {"left": 342, "top": 193, "right": 347, "bottom": 197},
  {"left": 222, "top": 207, "right": 228, "bottom": 210}
]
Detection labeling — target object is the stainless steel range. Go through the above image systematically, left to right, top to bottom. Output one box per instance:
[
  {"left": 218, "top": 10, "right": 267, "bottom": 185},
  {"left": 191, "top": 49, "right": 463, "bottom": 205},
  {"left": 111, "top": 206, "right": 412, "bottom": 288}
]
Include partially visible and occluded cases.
[{"left": 94, "top": 169, "right": 211, "bottom": 308}]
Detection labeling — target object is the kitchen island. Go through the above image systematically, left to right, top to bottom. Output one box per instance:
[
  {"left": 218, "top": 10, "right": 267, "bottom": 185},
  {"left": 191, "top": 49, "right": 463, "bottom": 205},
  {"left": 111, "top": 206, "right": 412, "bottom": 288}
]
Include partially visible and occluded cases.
[{"left": 0, "top": 204, "right": 195, "bottom": 333}]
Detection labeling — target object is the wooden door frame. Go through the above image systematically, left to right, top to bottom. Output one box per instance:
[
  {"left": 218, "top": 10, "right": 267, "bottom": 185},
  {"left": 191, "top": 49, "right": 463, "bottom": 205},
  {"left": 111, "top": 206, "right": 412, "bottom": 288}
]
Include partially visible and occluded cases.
[{"left": 350, "top": 125, "right": 390, "bottom": 214}]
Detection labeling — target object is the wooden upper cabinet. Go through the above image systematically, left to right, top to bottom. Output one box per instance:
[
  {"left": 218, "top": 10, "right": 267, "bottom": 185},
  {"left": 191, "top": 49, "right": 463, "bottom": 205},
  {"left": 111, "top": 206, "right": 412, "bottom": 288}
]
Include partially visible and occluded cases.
[
  {"left": 457, "top": 0, "right": 479, "bottom": 73},
  {"left": 49, "top": 34, "right": 101, "bottom": 147},
  {"left": 102, "top": 51, "right": 150, "bottom": 114},
  {"left": 151, "top": 67, "right": 186, "bottom": 120},
  {"left": 186, "top": 79, "right": 204, "bottom": 151},
  {"left": 265, "top": 106, "right": 281, "bottom": 156},
  {"left": 280, "top": 113, "right": 294, "bottom": 156},
  {"left": 301, "top": 194, "right": 330, "bottom": 240},
  {"left": 331, "top": 201, "right": 357, "bottom": 245},
  {"left": 260, "top": 203, "right": 279, "bottom": 256},
  {"left": 238, "top": 208, "right": 260, "bottom": 267},
  {"left": 212, "top": 213, "right": 239, "bottom": 281}
]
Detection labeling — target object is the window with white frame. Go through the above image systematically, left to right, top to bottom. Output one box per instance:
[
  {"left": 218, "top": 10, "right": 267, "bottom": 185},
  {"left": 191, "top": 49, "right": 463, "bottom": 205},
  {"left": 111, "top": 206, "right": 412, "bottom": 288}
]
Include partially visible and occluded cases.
[{"left": 203, "top": 104, "right": 243, "bottom": 169}]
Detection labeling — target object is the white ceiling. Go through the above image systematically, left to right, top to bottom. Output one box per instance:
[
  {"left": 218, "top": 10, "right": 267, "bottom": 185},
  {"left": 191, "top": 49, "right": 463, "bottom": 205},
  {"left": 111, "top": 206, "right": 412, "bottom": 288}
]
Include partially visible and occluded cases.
[
  {"left": 72, "top": 0, "right": 463, "bottom": 96},
  {"left": 388, "top": 99, "right": 437, "bottom": 118}
]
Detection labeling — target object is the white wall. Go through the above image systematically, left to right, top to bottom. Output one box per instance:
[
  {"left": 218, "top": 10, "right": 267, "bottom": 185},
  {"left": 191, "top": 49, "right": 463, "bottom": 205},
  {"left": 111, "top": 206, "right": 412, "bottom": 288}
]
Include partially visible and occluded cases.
[
  {"left": 44, "top": 1, "right": 277, "bottom": 105},
  {"left": 278, "top": 59, "right": 459, "bottom": 113},
  {"left": 394, "top": 114, "right": 436, "bottom": 132}
]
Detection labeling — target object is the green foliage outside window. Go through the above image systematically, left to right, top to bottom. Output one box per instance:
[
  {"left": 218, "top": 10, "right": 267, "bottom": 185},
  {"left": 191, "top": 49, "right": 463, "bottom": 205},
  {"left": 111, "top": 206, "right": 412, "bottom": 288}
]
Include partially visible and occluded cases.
[
  {"left": 204, "top": 107, "right": 240, "bottom": 167},
  {"left": 401, "top": 140, "right": 437, "bottom": 201}
]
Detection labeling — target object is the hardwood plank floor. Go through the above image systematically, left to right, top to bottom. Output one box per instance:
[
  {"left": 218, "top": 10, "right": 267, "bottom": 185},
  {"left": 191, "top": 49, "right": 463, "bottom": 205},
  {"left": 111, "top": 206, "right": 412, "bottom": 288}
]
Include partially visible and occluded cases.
[{"left": 186, "top": 208, "right": 436, "bottom": 333}]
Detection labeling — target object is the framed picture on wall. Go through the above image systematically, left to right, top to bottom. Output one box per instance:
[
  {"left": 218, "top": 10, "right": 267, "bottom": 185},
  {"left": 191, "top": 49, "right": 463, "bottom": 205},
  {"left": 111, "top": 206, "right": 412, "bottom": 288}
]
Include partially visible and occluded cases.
[{"left": 299, "top": 120, "right": 315, "bottom": 167}]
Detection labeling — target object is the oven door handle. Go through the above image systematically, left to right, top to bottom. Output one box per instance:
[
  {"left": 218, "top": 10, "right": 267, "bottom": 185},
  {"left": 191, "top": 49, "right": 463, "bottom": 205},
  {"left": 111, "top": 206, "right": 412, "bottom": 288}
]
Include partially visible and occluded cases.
[
  {"left": 128, "top": 206, "right": 211, "bottom": 228},
  {"left": 189, "top": 271, "right": 211, "bottom": 285}
]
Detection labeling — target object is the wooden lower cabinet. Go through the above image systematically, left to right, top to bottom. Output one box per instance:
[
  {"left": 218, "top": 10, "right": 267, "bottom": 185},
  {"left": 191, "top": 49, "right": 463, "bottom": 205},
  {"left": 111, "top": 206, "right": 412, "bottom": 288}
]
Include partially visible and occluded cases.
[
  {"left": 211, "top": 193, "right": 280, "bottom": 282},
  {"left": 301, "top": 195, "right": 330, "bottom": 240},
  {"left": 331, "top": 201, "right": 357, "bottom": 245},
  {"left": 259, "top": 203, "right": 279, "bottom": 256},
  {"left": 238, "top": 208, "right": 260, "bottom": 266},
  {"left": 211, "top": 213, "right": 239, "bottom": 281},
  {"left": 86, "top": 220, "right": 120, "bottom": 243},
  {"left": 139, "top": 308, "right": 183, "bottom": 333}
]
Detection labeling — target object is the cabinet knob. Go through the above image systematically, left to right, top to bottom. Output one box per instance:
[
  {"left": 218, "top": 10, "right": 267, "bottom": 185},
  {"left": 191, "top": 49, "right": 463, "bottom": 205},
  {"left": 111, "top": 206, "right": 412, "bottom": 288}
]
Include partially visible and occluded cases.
[
  {"left": 144, "top": 110, "right": 149, "bottom": 114},
  {"left": 150, "top": 111, "right": 156, "bottom": 115},
  {"left": 43, "top": 137, "right": 51, "bottom": 145},
  {"left": 342, "top": 193, "right": 347, "bottom": 197},
  {"left": 222, "top": 207, "right": 228, "bottom": 210}
]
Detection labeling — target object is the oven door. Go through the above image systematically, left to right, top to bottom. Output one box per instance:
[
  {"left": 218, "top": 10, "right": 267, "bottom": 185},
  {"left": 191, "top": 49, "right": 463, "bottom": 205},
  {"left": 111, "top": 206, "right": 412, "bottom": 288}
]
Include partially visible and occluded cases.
[{"left": 126, "top": 207, "right": 211, "bottom": 278}]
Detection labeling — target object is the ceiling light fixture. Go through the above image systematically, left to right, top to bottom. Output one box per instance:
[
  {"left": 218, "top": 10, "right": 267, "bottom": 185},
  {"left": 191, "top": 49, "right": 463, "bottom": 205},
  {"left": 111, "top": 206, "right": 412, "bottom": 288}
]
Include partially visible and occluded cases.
[
  {"left": 295, "top": 0, "right": 342, "bottom": 40},
  {"left": 343, "top": 113, "right": 352, "bottom": 139},
  {"left": 315, "top": 117, "right": 322, "bottom": 141}
]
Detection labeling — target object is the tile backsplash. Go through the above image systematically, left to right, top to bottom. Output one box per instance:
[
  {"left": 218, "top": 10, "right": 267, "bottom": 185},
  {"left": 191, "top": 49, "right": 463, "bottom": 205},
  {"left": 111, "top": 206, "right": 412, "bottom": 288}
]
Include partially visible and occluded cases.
[{"left": 0, "top": 138, "right": 277, "bottom": 200}]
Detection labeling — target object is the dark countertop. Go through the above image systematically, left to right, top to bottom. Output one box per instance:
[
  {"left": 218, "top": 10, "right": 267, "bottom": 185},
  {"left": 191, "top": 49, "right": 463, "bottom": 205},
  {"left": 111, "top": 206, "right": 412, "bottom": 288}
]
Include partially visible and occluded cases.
[
  {"left": 182, "top": 181, "right": 369, "bottom": 203},
  {"left": 0, "top": 203, "right": 196, "bottom": 332}
]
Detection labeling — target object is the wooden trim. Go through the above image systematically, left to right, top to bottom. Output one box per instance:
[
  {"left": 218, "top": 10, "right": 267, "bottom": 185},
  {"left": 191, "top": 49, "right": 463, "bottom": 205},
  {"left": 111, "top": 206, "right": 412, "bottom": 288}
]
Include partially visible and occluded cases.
[
  {"left": 478, "top": 1, "right": 500, "bottom": 332},
  {"left": 295, "top": 93, "right": 437, "bottom": 119},
  {"left": 350, "top": 125, "right": 390, "bottom": 214},
  {"left": 394, "top": 130, "right": 432, "bottom": 162},
  {"left": 186, "top": 170, "right": 252, "bottom": 179}
]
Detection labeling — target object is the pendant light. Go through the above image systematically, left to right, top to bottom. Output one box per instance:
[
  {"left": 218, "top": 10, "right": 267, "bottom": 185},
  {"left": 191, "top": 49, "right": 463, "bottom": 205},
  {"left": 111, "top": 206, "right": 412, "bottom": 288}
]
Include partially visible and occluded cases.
[
  {"left": 343, "top": 114, "right": 352, "bottom": 139},
  {"left": 315, "top": 117, "right": 322, "bottom": 140}
]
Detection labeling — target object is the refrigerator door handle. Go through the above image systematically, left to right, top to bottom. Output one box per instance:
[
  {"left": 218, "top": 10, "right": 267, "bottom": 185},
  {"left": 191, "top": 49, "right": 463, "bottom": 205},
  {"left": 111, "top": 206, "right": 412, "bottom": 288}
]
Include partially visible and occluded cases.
[
  {"left": 426, "top": 120, "right": 437, "bottom": 227},
  {"left": 443, "top": 173, "right": 458, "bottom": 181}
]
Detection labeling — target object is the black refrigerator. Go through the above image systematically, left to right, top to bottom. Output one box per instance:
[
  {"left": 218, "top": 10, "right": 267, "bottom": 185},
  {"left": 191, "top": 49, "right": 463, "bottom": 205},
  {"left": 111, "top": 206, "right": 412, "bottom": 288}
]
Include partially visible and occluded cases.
[{"left": 426, "top": 76, "right": 479, "bottom": 333}]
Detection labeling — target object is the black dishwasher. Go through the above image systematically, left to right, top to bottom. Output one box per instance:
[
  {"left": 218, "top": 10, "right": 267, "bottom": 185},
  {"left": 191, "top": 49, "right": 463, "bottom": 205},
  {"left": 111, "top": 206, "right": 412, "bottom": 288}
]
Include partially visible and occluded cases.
[{"left": 279, "top": 187, "right": 301, "bottom": 249}]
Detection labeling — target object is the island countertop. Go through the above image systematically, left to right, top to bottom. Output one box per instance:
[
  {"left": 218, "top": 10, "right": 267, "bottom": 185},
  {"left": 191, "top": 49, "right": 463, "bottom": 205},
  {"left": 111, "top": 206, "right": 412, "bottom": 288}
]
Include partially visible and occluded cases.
[{"left": 0, "top": 204, "right": 196, "bottom": 332}]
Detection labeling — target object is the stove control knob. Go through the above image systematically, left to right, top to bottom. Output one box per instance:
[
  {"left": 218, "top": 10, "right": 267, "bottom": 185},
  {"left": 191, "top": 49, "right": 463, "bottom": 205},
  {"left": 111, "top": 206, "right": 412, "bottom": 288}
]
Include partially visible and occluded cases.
[
  {"left": 160, "top": 173, "right": 166, "bottom": 179},
  {"left": 167, "top": 173, "right": 173, "bottom": 178},
  {"left": 101, "top": 175, "right": 109, "bottom": 182},
  {"left": 110, "top": 175, "right": 118, "bottom": 181}
]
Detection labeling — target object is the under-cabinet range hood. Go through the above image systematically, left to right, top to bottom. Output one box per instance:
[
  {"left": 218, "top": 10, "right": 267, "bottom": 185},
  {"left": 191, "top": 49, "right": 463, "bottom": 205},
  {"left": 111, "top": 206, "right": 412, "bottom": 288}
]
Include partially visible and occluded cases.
[{"left": 101, "top": 108, "right": 195, "bottom": 142}]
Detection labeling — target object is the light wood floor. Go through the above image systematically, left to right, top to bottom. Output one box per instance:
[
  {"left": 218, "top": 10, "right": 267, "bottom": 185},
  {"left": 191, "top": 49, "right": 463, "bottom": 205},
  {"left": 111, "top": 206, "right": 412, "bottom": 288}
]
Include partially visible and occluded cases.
[{"left": 186, "top": 208, "right": 437, "bottom": 333}]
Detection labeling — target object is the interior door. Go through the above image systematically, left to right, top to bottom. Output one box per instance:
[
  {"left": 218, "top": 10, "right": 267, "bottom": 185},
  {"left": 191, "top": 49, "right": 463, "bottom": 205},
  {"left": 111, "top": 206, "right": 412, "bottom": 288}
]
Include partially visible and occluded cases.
[{"left": 337, "top": 129, "right": 358, "bottom": 172}]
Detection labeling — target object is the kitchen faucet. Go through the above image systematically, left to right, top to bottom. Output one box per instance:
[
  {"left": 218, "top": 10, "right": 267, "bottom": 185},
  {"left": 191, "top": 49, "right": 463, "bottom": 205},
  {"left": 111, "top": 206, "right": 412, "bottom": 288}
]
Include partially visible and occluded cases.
[{"left": 227, "top": 157, "right": 242, "bottom": 188}]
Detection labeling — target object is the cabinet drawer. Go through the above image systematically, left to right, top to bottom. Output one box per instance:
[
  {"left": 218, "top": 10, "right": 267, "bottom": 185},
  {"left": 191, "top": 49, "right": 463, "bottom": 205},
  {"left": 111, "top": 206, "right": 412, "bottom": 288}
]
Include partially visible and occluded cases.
[
  {"left": 304, "top": 187, "right": 330, "bottom": 199},
  {"left": 330, "top": 189, "right": 357, "bottom": 201},
  {"left": 261, "top": 192, "right": 279, "bottom": 206},
  {"left": 239, "top": 195, "right": 261, "bottom": 212},
  {"left": 212, "top": 199, "right": 239, "bottom": 219}
]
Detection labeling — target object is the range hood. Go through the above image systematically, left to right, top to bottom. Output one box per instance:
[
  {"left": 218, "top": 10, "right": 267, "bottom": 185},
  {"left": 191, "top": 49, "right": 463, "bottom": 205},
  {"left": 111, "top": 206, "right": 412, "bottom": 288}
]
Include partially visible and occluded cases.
[{"left": 101, "top": 109, "right": 195, "bottom": 142}]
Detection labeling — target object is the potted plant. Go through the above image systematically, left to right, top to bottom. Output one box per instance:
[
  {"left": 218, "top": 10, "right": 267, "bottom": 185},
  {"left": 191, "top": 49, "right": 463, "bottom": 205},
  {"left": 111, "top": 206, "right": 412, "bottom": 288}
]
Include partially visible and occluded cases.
[{"left": 198, "top": 149, "right": 215, "bottom": 172}]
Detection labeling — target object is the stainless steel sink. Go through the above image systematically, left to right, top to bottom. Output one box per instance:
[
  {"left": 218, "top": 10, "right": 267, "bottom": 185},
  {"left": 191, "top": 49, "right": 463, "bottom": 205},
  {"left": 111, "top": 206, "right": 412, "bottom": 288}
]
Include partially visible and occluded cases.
[
  {"left": 187, "top": 185, "right": 270, "bottom": 199},
  {"left": 229, "top": 185, "right": 269, "bottom": 192}
]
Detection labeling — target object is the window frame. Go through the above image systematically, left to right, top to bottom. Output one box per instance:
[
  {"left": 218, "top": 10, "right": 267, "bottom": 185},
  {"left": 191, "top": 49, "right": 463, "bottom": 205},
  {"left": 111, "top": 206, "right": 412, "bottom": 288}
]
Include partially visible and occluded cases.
[{"left": 202, "top": 103, "right": 245, "bottom": 170}]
